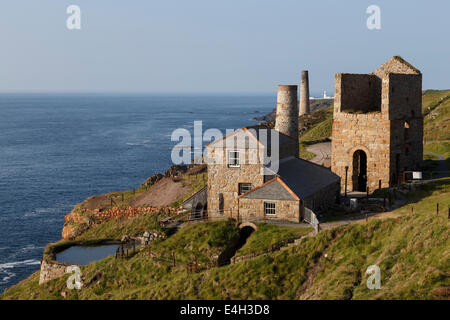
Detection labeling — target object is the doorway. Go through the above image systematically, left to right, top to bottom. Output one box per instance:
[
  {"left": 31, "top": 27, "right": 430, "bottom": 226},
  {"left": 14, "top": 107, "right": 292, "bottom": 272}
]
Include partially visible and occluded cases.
[{"left": 352, "top": 150, "right": 367, "bottom": 192}]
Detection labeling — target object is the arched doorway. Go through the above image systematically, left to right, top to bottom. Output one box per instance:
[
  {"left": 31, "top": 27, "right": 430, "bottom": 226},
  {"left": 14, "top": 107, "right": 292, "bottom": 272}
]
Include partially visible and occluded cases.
[{"left": 352, "top": 150, "right": 367, "bottom": 192}]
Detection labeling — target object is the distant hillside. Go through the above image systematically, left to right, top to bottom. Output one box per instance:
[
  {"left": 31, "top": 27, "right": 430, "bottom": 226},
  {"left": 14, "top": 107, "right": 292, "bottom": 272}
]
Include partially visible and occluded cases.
[
  {"left": 422, "top": 90, "right": 450, "bottom": 167},
  {"left": 254, "top": 98, "right": 333, "bottom": 123}
]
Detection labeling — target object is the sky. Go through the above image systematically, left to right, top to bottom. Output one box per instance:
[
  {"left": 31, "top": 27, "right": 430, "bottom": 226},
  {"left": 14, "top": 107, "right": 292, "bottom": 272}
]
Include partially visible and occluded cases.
[{"left": 0, "top": 0, "right": 448, "bottom": 95}]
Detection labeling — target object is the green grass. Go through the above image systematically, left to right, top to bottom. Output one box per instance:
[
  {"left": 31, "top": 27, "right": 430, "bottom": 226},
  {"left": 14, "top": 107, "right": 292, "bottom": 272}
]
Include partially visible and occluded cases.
[
  {"left": 423, "top": 90, "right": 450, "bottom": 142},
  {"left": 298, "top": 106, "right": 333, "bottom": 160},
  {"left": 424, "top": 141, "right": 450, "bottom": 167},
  {"left": 299, "top": 143, "right": 315, "bottom": 160},
  {"left": 169, "top": 172, "right": 207, "bottom": 207},
  {"left": 3, "top": 179, "right": 449, "bottom": 300},
  {"left": 75, "top": 213, "right": 168, "bottom": 241},
  {"left": 149, "top": 220, "right": 239, "bottom": 268},
  {"left": 235, "top": 224, "right": 312, "bottom": 258}
]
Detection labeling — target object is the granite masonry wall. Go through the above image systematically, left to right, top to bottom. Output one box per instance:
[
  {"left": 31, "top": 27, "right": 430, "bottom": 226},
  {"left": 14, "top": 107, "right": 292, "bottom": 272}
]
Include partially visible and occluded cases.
[
  {"left": 331, "top": 65, "right": 423, "bottom": 192},
  {"left": 206, "top": 141, "right": 264, "bottom": 217},
  {"left": 238, "top": 198, "right": 300, "bottom": 223}
]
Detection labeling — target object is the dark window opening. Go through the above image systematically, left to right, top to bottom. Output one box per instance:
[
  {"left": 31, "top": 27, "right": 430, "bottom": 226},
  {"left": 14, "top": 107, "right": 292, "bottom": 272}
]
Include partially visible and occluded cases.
[
  {"left": 404, "top": 121, "right": 410, "bottom": 141},
  {"left": 238, "top": 183, "right": 253, "bottom": 195},
  {"left": 219, "top": 193, "right": 224, "bottom": 213},
  {"left": 264, "top": 202, "right": 276, "bottom": 215}
]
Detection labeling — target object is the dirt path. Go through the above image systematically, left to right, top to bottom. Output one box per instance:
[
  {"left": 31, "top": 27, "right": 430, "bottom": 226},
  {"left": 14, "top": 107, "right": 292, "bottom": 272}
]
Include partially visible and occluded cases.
[
  {"left": 306, "top": 141, "right": 331, "bottom": 165},
  {"left": 131, "top": 177, "right": 190, "bottom": 207}
]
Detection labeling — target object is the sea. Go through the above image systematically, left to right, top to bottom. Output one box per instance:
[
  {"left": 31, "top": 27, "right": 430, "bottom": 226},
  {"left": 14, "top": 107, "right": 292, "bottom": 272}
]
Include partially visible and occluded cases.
[{"left": 0, "top": 94, "right": 274, "bottom": 293}]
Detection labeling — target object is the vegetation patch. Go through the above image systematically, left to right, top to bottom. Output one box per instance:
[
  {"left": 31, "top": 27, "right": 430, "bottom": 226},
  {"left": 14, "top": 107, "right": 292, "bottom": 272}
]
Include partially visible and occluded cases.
[
  {"left": 2, "top": 178, "right": 448, "bottom": 299},
  {"left": 75, "top": 213, "right": 169, "bottom": 241},
  {"left": 149, "top": 220, "right": 240, "bottom": 268},
  {"left": 235, "top": 224, "right": 312, "bottom": 258}
]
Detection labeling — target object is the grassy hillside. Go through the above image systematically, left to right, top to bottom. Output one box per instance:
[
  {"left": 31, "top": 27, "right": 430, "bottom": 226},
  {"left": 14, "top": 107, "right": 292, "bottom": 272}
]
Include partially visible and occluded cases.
[
  {"left": 422, "top": 90, "right": 450, "bottom": 168},
  {"left": 298, "top": 106, "right": 333, "bottom": 160},
  {"left": 2, "top": 178, "right": 449, "bottom": 300}
]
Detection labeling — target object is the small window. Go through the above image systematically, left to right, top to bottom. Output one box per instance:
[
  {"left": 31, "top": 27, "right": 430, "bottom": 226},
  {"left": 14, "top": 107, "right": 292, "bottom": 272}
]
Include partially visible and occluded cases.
[
  {"left": 404, "top": 121, "right": 410, "bottom": 141},
  {"left": 228, "top": 150, "right": 240, "bottom": 168},
  {"left": 238, "top": 183, "right": 252, "bottom": 195},
  {"left": 219, "top": 193, "right": 224, "bottom": 213},
  {"left": 264, "top": 201, "right": 276, "bottom": 216}
]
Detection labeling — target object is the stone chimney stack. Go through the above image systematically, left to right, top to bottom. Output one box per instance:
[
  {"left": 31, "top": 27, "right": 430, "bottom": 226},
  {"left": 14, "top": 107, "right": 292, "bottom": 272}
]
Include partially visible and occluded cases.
[
  {"left": 299, "top": 70, "right": 310, "bottom": 116},
  {"left": 275, "top": 85, "right": 299, "bottom": 142}
]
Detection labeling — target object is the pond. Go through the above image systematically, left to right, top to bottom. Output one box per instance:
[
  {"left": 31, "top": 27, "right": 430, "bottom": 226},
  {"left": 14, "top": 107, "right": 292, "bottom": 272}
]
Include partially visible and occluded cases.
[{"left": 55, "top": 244, "right": 120, "bottom": 265}]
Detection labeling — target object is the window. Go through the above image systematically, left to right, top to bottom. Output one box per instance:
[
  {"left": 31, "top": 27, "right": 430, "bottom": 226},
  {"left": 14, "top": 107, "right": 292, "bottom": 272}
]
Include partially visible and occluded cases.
[
  {"left": 404, "top": 121, "right": 410, "bottom": 141},
  {"left": 228, "top": 150, "right": 240, "bottom": 168},
  {"left": 238, "top": 183, "right": 252, "bottom": 195},
  {"left": 219, "top": 193, "right": 224, "bottom": 213},
  {"left": 264, "top": 201, "right": 276, "bottom": 216}
]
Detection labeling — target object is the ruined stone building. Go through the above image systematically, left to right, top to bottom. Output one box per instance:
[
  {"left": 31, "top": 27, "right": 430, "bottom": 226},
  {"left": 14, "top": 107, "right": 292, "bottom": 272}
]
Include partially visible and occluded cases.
[
  {"left": 331, "top": 56, "right": 423, "bottom": 192},
  {"left": 202, "top": 85, "right": 340, "bottom": 223}
]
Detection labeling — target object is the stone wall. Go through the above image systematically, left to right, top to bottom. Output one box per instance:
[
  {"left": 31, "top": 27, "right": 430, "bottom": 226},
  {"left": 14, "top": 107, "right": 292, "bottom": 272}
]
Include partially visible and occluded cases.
[
  {"left": 332, "top": 63, "right": 423, "bottom": 192},
  {"left": 335, "top": 74, "right": 381, "bottom": 113},
  {"left": 274, "top": 85, "right": 298, "bottom": 145},
  {"left": 331, "top": 112, "right": 391, "bottom": 192},
  {"left": 207, "top": 145, "right": 264, "bottom": 216},
  {"left": 238, "top": 198, "right": 300, "bottom": 222},
  {"left": 39, "top": 259, "right": 69, "bottom": 285}
]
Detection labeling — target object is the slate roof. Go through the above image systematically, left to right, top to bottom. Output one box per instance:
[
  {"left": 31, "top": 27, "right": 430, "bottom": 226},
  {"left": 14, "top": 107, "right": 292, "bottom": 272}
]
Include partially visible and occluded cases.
[
  {"left": 206, "top": 124, "right": 295, "bottom": 149},
  {"left": 241, "top": 156, "right": 340, "bottom": 200},
  {"left": 239, "top": 178, "right": 298, "bottom": 201}
]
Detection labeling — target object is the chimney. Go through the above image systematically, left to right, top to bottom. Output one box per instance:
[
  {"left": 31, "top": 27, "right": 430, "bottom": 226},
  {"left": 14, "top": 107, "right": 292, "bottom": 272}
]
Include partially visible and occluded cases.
[
  {"left": 299, "top": 70, "right": 310, "bottom": 116},
  {"left": 275, "top": 85, "right": 299, "bottom": 155}
]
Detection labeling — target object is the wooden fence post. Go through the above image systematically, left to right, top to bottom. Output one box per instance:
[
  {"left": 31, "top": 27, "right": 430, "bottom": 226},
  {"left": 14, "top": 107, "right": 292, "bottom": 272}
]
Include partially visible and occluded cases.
[
  {"left": 437, "top": 203, "right": 439, "bottom": 216},
  {"left": 411, "top": 206, "right": 414, "bottom": 214},
  {"left": 172, "top": 251, "right": 176, "bottom": 267}
]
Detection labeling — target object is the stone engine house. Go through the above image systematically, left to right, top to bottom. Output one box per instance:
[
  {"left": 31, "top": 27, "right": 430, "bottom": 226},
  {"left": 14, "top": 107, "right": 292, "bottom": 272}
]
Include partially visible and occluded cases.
[{"left": 331, "top": 56, "right": 423, "bottom": 192}]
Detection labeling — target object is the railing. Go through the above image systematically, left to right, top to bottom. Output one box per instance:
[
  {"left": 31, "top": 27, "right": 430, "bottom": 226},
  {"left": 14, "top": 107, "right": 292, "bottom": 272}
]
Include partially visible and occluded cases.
[
  {"left": 303, "top": 207, "right": 320, "bottom": 233},
  {"left": 115, "top": 240, "right": 138, "bottom": 259}
]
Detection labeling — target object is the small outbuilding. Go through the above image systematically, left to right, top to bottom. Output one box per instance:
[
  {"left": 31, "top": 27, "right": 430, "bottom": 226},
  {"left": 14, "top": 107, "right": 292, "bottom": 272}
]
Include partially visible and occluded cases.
[{"left": 238, "top": 157, "right": 340, "bottom": 223}]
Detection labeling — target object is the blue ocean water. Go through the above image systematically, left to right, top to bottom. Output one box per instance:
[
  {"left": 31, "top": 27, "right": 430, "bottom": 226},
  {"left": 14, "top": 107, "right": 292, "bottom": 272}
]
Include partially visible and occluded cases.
[{"left": 0, "top": 94, "right": 274, "bottom": 293}]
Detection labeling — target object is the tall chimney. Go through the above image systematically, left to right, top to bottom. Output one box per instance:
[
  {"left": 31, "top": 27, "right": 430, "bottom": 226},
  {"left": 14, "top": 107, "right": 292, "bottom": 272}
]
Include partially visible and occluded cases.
[
  {"left": 299, "top": 70, "right": 310, "bottom": 116},
  {"left": 275, "top": 85, "right": 299, "bottom": 155}
]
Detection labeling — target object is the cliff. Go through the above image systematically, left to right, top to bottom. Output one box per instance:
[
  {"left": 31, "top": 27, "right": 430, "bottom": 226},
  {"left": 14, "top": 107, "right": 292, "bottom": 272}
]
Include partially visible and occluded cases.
[{"left": 62, "top": 164, "right": 207, "bottom": 240}]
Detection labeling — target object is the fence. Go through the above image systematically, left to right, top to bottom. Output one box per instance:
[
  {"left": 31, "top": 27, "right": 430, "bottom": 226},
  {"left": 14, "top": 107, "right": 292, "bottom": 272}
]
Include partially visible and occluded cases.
[
  {"left": 403, "top": 171, "right": 450, "bottom": 182},
  {"left": 303, "top": 207, "right": 320, "bottom": 233}
]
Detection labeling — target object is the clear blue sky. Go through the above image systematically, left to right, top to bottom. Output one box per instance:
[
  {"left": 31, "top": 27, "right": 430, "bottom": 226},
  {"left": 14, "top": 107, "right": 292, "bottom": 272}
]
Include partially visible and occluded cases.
[{"left": 0, "top": 0, "right": 448, "bottom": 94}]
